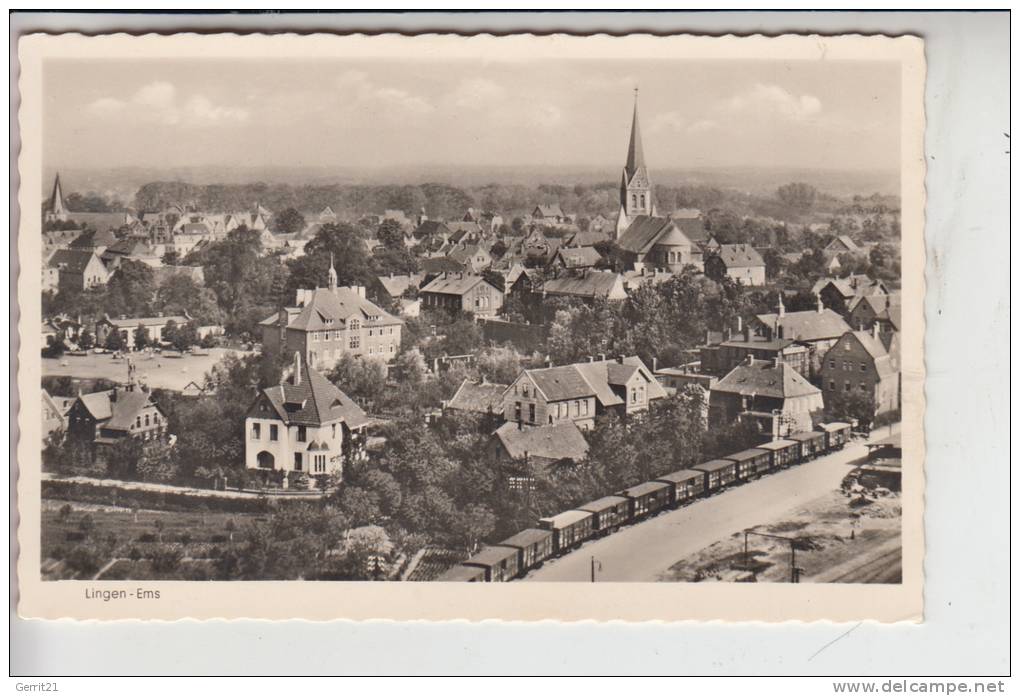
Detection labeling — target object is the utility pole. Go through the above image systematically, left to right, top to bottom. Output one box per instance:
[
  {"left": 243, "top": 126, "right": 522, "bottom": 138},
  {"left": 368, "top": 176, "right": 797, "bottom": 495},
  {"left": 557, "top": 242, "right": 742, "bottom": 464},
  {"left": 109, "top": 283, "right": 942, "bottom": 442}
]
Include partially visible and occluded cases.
[
  {"left": 743, "top": 529, "right": 808, "bottom": 583},
  {"left": 590, "top": 556, "right": 602, "bottom": 582}
]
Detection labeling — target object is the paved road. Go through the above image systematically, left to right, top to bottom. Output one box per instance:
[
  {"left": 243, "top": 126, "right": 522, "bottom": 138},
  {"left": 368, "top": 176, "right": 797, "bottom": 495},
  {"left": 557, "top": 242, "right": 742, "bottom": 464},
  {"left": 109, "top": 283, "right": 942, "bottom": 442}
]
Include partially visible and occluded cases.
[{"left": 525, "top": 425, "right": 900, "bottom": 582}]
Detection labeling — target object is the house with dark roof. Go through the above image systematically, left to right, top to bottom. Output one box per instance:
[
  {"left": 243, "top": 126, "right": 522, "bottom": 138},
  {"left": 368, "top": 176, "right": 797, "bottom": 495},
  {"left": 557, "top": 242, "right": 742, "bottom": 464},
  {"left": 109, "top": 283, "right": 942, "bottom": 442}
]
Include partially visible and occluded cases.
[
  {"left": 531, "top": 204, "right": 567, "bottom": 224},
  {"left": 613, "top": 215, "right": 704, "bottom": 274},
  {"left": 413, "top": 219, "right": 452, "bottom": 243},
  {"left": 69, "top": 228, "right": 118, "bottom": 255},
  {"left": 562, "top": 228, "right": 611, "bottom": 249},
  {"left": 825, "top": 235, "right": 862, "bottom": 254},
  {"left": 101, "top": 238, "right": 163, "bottom": 270},
  {"left": 446, "top": 243, "right": 493, "bottom": 273},
  {"left": 704, "top": 244, "right": 766, "bottom": 286},
  {"left": 550, "top": 245, "right": 603, "bottom": 271},
  {"left": 46, "top": 249, "right": 111, "bottom": 291},
  {"left": 260, "top": 260, "right": 403, "bottom": 369},
  {"left": 372, "top": 272, "right": 424, "bottom": 303},
  {"left": 419, "top": 273, "right": 504, "bottom": 318},
  {"left": 812, "top": 274, "right": 890, "bottom": 316},
  {"left": 848, "top": 293, "right": 902, "bottom": 334},
  {"left": 749, "top": 296, "right": 853, "bottom": 375},
  {"left": 700, "top": 324, "right": 812, "bottom": 378},
  {"left": 820, "top": 328, "right": 900, "bottom": 416},
  {"left": 244, "top": 352, "right": 369, "bottom": 477},
  {"left": 502, "top": 355, "right": 667, "bottom": 430},
  {"left": 709, "top": 356, "right": 824, "bottom": 435},
  {"left": 66, "top": 370, "right": 168, "bottom": 449},
  {"left": 444, "top": 379, "right": 508, "bottom": 416},
  {"left": 42, "top": 390, "right": 75, "bottom": 442},
  {"left": 492, "top": 420, "right": 590, "bottom": 468}
]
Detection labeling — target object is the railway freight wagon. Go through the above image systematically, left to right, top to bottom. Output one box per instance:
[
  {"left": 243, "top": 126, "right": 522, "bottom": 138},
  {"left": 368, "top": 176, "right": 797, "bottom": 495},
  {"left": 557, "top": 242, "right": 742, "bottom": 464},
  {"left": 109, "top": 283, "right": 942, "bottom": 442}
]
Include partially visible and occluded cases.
[
  {"left": 818, "top": 422, "right": 852, "bottom": 450},
  {"left": 789, "top": 430, "right": 826, "bottom": 460},
  {"left": 754, "top": 439, "right": 801, "bottom": 469},
  {"left": 725, "top": 448, "right": 772, "bottom": 479},
  {"left": 693, "top": 459, "right": 739, "bottom": 493},
  {"left": 654, "top": 469, "right": 707, "bottom": 506},
  {"left": 620, "top": 481, "right": 672, "bottom": 520},
  {"left": 578, "top": 495, "right": 632, "bottom": 535},
  {"left": 539, "top": 510, "right": 595, "bottom": 555},
  {"left": 498, "top": 529, "right": 554, "bottom": 571},
  {"left": 462, "top": 545, "right": 521, "bottom": 582},
  {"left": 437, "top": 564, "right": 487, "bottom": 582}
]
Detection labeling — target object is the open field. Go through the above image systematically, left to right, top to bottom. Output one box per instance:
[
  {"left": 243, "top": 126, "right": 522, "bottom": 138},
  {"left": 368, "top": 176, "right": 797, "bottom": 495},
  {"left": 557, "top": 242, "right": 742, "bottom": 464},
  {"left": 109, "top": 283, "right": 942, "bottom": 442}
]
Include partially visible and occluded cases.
[
  {"left": 42, "top": 347, "right": 249, "bottom": 391},
  {"left": 661, "top": 489, "right": 901, "bottom": 584},
  {"left": 40, "top": 499, "right": 268, "bottom": 580}
]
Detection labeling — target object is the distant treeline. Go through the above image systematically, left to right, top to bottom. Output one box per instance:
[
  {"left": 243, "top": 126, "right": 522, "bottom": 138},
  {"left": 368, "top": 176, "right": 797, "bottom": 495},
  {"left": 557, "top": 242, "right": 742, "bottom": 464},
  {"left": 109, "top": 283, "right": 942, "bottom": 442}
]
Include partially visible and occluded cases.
[{"left": 133, "top": 180, "right": 898, "bottom": 223}]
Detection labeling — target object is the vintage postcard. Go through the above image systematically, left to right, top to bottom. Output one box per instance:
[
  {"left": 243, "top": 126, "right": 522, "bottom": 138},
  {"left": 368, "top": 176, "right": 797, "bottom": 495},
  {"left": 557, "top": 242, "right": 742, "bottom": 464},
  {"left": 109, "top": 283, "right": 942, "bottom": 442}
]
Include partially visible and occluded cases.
[{"left": 16, "top": 31, "right": 925, "bottom": 621}]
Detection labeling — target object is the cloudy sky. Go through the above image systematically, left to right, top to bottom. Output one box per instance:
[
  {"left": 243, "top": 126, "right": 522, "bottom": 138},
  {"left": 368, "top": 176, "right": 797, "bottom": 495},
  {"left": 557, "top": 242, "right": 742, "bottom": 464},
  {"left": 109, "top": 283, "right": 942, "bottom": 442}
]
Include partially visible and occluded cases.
[{"left": 43, "top": 57, "right": 900, "bottom": 173}]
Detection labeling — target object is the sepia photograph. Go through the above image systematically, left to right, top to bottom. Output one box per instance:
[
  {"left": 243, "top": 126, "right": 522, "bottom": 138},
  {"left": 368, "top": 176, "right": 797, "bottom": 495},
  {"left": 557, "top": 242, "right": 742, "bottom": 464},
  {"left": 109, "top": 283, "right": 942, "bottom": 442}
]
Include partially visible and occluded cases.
[{"left": 16, "top": 30, "right": 926, "bottom": 622}]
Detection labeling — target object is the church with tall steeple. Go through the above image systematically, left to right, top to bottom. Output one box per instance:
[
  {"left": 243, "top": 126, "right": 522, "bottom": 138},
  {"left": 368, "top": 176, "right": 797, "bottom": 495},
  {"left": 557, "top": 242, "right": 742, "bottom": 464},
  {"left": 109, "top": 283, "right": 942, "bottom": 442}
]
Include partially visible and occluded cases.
[
  {"left": 615, "top": 89, "right": 657, "bottom": 239},
  {"left": 45, "top": 172, "right": 68, "bottom": 223}
]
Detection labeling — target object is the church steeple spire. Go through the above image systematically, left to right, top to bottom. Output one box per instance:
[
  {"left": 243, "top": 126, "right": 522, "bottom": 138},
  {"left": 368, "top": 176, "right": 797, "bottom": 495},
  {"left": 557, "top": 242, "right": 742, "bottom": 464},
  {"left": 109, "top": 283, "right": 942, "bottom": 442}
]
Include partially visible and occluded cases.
[
  {"left": 615, "top": 88, "right": 656, "bottom": 239},
  {"left": 625, "top": 88, "right": 646, "bottom": 179},
  {"left": 46, "top": 172, "right": 67, "bottom": 222},
  {"left": 327, "top": 252, "right": 337, "bottom": 290}
]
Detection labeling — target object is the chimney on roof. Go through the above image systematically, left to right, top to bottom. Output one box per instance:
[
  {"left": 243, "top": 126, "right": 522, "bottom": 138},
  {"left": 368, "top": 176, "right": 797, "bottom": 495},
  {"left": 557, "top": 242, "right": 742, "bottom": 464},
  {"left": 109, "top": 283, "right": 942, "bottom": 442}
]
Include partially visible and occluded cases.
[
  {"left": 817, "top": 293, "right": 825, "bottom": 314},
  {"left": 777, "top": 294, "right": 786, "bottom": 318},
  {"left": 736, "top": 316, "right": 743, "bottom": 333},
  {"left": 873, "top": 322, "right": 881, "bottom": 340},
  {"left": 743, "top": 323, "right": 751, "bottom": 343},
  {"left": 292, "top": 351, "right": 302, "bottom": 385},
  {"left": 598, "top": 353, "right": 606, "bottom": 361},
  {"left": 745, "top": 354, "right": 755, "bottom": 366},
  {"left": 588, "top": 355, "right": 595, "bottom": 363},
  {"left": 616, "top": 355, "right": 624, "bottom": 364},
  {"left": 652, "top": 356, "right": 658, "bottom": 372},
  {"left": 545, "top": 357, "right": 554, "bottom": 368},
  {"left": 773, "top": 357, "right": 781, "bottom": 369}
]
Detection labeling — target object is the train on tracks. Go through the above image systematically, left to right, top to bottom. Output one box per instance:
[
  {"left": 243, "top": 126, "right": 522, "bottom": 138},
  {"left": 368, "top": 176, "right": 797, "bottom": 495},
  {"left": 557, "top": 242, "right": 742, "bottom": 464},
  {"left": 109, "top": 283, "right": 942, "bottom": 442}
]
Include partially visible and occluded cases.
[{"left": 438, "top": 421, "right": 853, "bottom": 582}]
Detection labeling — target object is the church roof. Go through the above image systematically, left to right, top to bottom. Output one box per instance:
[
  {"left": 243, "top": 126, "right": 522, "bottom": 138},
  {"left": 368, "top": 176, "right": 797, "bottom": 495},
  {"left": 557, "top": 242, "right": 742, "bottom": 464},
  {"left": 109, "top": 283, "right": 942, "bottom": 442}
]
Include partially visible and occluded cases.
[{"left": 616, "top": 216, "right": 688, "bottom": 254}]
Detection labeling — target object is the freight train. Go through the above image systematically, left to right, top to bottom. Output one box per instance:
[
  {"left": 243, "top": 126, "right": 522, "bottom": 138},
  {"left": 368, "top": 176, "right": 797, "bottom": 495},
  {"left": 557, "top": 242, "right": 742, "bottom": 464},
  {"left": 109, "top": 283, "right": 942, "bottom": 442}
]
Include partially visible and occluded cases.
[{"left": 439, "top": 421, "right": 852, "bottom": 582}]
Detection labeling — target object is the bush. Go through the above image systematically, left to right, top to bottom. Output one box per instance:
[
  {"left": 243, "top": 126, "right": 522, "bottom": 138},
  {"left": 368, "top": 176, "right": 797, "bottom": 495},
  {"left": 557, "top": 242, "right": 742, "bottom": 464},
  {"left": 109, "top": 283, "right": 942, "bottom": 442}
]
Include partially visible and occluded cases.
[
  {"left": 137, "top": 533, "right": 157, "bottom": 543},
  {"left": 149, "top": 543, "right": 185, "bottom": 574}
]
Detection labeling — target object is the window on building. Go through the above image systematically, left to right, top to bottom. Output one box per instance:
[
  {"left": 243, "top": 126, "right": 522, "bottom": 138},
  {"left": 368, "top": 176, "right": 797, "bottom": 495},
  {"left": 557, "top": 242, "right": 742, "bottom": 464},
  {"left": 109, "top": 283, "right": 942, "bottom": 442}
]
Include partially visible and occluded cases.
[
  {"left": 631, "top": 194, "right": 637, "bottom": 207},
  {"left": 639, "top": 194, "right": 646, "bottom": 208},
  {"left": 349, "top": 318, "right": 360, "bottom": 332},
  {"left": 350, "top": 334, "right": 360, "bottom": 349},
  {"left": 829, "top": 360, "right": 835, "bottom": 369},
  {"left": 860, "top": 363, "right": 867, "bottom": 372},
  {"left": 829, "top": 380, "right": 836, "bottom": 391},
  {"left": 844, "top": 381, "right": 851, "bottom": 392},
  {"left": 860, "top": 382, "right": 867, "bottom": 391},
  {"left": 522, "top": 384, "right": 529, "bottom": 397},
  {"left": 631, "top": 388, "right": 637, "bottom": 404},
  {"left": 574, "top": 400, "right": 580, "bottom": 417},
  {"left": 583, "top": 400, "right": 589, "bottom": 415},
  {"left": 514, "top": 402, "right": 522, "bottom": 421},
  {"left": 529, "top": 403, "right": 536, "bottom": 423},
  {"left": 153, "top": 413, "right": 159, "bottom": 425},
  {"left": 144, "top": 414, "right": 150, "bottom": 426},
  {"left": 136, "top": 416, "right": 141, "bottom": 428},
  {"left": 251, "top": 423, "right": 261, "bottom": 440},
  {"left": 332, "top": 423, "right": 337, "bottom": 439},
  {"left": 297, "top": 425, "right": 307, "bottom": 442},
  {"left": 293, "top": 452, "right": 302, "bottom": 471}
]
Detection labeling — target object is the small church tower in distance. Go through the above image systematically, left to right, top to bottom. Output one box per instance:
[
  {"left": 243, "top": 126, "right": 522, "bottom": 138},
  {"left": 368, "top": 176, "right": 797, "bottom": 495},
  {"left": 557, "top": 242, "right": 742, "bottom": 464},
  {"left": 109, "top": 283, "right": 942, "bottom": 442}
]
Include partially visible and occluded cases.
[
  {"left": 615, "top": 89, "right": 656, "bottom": 239},
  {"left": 45, "top": 172, "right": 68, "bottom": 223}
]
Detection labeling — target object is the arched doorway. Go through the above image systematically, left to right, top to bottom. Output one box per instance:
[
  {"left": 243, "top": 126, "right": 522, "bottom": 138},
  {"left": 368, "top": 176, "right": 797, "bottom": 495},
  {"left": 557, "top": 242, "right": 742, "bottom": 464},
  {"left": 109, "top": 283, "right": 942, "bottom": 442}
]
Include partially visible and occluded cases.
[{"left": 256, "top": 451, "right": 275, "bottom": 469}]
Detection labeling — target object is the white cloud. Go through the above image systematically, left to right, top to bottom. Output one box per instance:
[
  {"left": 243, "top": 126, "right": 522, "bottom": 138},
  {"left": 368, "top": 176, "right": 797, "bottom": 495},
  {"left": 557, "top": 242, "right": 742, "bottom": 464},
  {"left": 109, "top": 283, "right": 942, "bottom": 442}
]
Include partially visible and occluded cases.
[
  {"left": 336, "top": 70, "right": 434, "bottom": 116},
  {"left": 447, "top": 77, "right": 506, "bottom": 110},
  {"left": 85, "top": 81, "right": 248, "bottom": 127},
  {"left": 723, "top": 83, "right": 822, "bottom": 121},
  {"left": 528, "top": 104, "right": 563, "bottom": 129},
  {"left": 651, "top": 111, "right": 687, "bottom": 133},
  {"left": 688, "top": 119, "right": 720, "bottom": 133}
]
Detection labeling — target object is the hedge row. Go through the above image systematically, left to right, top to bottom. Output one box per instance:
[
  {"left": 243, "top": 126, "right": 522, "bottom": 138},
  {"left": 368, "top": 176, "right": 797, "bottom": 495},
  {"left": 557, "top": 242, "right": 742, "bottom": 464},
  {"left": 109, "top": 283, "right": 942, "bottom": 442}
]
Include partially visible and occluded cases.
[{"left": 42, "top": 479, "right": 315, "bottom": 514}]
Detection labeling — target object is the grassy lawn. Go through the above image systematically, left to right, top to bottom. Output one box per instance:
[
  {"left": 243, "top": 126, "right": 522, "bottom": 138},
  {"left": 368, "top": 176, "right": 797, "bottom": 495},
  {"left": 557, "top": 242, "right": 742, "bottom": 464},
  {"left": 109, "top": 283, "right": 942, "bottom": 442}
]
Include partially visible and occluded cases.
[
  {"left": 42, "top": 347, "right": 249, "bottom": 391},
  {"left": 660, "top": 489, "right": 902, "bottom": 584},
  {"left": 41, "top": 499, "right": 267, "bottom": 580}
]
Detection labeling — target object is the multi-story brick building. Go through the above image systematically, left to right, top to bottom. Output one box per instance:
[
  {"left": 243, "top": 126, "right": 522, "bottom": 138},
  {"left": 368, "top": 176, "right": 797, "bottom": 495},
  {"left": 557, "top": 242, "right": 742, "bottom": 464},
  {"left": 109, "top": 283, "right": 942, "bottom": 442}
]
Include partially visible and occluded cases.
[
  {"left": 261, "top": 260, "right": 403, "bottom": 369},
  {"left": 419, "top": 272, "right": 504, "bottom": 318},
  {"left": 819, "top": 328, "right": 900, "bottom": 416},
  {"left": 502, "top": 355, "right": 667, "bottom": 430}
]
